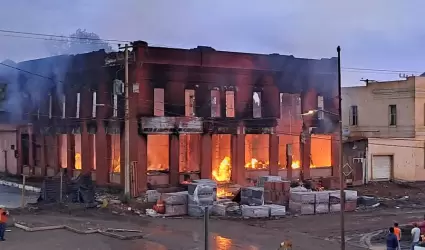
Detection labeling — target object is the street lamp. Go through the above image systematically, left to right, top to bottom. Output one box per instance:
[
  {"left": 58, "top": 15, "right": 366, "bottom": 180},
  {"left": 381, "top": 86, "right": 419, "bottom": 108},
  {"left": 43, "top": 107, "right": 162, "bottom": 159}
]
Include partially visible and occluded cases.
[
  {"left": 300, "top": 47, "right": 344, "bottom": 250},
  {"left": 302, "top": 107, "right": 345, "bottom": 249}
]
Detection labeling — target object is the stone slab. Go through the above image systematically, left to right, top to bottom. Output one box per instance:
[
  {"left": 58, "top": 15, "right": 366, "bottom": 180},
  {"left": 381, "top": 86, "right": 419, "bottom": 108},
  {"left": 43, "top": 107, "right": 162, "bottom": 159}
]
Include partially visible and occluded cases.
[{"left": 241, "top": 205, "right": 270, "bottom": 218}]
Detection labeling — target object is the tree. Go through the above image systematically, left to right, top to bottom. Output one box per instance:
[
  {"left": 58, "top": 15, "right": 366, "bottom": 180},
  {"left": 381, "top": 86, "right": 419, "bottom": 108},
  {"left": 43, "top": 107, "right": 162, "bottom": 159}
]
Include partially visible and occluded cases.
[{"left": 47, "top": 29, "right": 113, "bottom": 56}]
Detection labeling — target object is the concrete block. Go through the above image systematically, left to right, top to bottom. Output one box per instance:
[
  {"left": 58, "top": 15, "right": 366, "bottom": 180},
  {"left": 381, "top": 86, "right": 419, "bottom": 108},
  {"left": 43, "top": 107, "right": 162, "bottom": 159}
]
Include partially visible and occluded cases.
[
  {"left": 257, "top": 176, "right": 282, "bottom": 187},
  {"left": 188, "top": 181, "right": 217, "bottom": 195},
  {"left": 274, "top": 181, "right": 291, "bottom": 192},
  {"left": 240, "top": 187, "right": 264, "bottom": 206},
  {"left": 146, "top": 190, "right": 161, "bottom": 203},
  {"left": 344, "top": 190, "right": 358, "bottom": 201},
  {"left": 162, "top": 191, "right": 188, "bottom": 205},
  {"left": 315, "top": 191, "right": 331, "bottom": 204},
  {"left": 290, "top": 192, "right": 315, "bottom": 204},
  {"left": 329, "top": 192, "right": 341, "bottom": 204},
  {"left": 188, "top": 194, "right": 215, "bottom": 206},
  {"left": 345, "top": 200, "right": 357, "bottom": 212},
  {"left": 212, "top": 201, "right": 241, "bottom": 216},
  {"left": 289, "top": 201, "right": 315, "bottom": 215},
  {"left": 315, "top": 203, "right": 329, "bottom": 214},
  {"left": 330, "top": 203, "right": 341, "bottom": 213},
  {"left": 165, "top": 204, "right": 187, "bottom": 216},
  {"left": 188, "top": 204, "right": 212, "bottom": 217},
  {"left": 264, "top": 204, "right": 286, "bottom": 216},
  {"left": 241, "top": 205, "right": 270, "bottom": 218}
]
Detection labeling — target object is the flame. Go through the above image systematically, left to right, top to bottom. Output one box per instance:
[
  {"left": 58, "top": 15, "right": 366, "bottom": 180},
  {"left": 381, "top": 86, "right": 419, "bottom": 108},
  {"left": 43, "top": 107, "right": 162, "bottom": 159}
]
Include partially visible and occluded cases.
[
  {"left": 74, "top": 153, "right": 82, "bottom": 170},
  {"left": 112, "top": 156, "right": 121, "bottom": 173},
  {"left": 212, "top": 157, "right": 232, "bottom": 182},
  {"left": 244, "top": 158, "right": 269, "bottom": 170},
  {"left": 291, "top": 160, "right": 316, "bottom": 169},
  {"left": 148, "top": 164, "right": 169, "bottom": 171},
  {"left": 216, "top": 187, "right": 233, "bottom": 198},
  {"left": 215, "top": 236, "right": 232, "bottom": 250}
]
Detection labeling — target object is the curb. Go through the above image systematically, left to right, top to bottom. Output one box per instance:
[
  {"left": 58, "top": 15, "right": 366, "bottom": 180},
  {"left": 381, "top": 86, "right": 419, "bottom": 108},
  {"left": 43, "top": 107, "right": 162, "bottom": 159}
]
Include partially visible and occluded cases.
[{"left": 0, "top": 180, "right": 41, "bottom": 193}]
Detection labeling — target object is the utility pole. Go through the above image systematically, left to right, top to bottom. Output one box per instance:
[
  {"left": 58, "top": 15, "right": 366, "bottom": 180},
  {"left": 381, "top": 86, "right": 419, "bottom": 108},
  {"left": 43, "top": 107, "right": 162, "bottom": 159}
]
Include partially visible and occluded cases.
[
  {"left": 124, "top": 44, "right": 130, "bottom": 196},
  {"left": 337, "top": 45, "right": 345, "bottom": 250}
]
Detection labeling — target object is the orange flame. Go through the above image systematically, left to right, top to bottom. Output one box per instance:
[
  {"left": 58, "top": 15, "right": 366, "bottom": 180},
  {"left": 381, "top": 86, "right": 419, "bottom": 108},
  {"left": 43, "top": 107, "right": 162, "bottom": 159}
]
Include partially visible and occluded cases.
[
  {"left": 75, "top": 153, "right": 82, "bottom": 170},
  {"left": 112, "top": 156, "right": 121, "bottom": 173},
  {"left": 212, "top": 157, "right": 232, "bottom": 182},
  {"left": 244, "top": 158, "right": 269, "bottom": 170},
  {"left": 216, "top": 187, "right": 233, "bottom": 198}
]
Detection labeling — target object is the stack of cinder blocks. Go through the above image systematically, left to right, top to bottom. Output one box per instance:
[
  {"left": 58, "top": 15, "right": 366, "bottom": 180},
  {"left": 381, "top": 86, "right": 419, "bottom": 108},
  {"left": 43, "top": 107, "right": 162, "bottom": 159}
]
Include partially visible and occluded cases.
[
  {"left": 187, "top": 179, "right": 217, "bottom": 217},
  {"left": 264, "top": 180, "right": 291, "bottom": 205},
  {"left": 240, "top": 187, "right": 264, "bottom": 206},
  {"left": 289, "top": 190, "right": 358, "bottom": 215},
  {"left": 162, "top": 191, "right": 188, "bottom": 216}
]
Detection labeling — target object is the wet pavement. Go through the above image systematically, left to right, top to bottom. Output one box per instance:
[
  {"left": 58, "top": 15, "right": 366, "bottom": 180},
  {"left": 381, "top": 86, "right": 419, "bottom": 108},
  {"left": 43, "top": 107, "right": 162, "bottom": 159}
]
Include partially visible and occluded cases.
[{"left": 0, "top": 185, "right": 38, "bottom": 208}]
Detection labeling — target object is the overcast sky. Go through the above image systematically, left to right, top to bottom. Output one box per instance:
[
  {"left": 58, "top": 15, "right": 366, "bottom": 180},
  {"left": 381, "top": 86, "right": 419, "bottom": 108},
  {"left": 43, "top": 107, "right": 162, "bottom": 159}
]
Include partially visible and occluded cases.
[{"left": 0, "top": 0, "right": 424, "bottom": 86}]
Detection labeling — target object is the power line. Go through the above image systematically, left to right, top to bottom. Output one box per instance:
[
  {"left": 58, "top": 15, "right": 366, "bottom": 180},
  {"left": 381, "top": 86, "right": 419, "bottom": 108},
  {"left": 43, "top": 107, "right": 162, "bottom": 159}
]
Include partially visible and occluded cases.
[
  {"left": 0, "top": 29, "right": 424, "bottom": 76},
  {"left": 0, "top": 29, "right": 130, "bottom": 44}
]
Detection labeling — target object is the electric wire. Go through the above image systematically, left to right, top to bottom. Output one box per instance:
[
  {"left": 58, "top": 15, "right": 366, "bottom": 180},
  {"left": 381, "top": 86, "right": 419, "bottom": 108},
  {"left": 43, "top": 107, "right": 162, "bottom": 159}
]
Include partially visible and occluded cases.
[
  {"left": 0, "top": 29, "right": 423, "bottom": 76},
  {"left": 1, "top": 29, "right": 425, "bottom": 150}
]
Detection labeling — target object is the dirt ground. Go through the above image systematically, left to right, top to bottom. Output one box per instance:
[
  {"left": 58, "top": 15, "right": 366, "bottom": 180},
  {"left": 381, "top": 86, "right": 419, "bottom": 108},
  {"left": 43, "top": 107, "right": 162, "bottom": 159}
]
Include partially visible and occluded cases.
[
  {"left": 3, "top": 181, "right": 425, "bottom": 249},
  {"left": 2, "top": 205, "right": 424, "bottom": 250}
]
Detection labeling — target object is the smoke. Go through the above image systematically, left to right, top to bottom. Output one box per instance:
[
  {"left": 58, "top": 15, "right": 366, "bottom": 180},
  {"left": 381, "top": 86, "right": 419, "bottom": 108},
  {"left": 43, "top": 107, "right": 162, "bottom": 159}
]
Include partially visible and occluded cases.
[{"left": 0, "top": 55, "right": 72, "bottom": 123}]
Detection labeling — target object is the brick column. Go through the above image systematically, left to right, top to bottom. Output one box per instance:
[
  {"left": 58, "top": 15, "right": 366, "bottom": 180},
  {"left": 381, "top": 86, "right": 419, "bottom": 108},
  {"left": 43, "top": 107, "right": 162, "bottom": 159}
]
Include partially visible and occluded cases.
[
  {"left": 81, "top": 122, "right": 91, "bottom": 174},
  {"left": 95, "top": 122, "right": 108, "bottom": 185},
  {"left": 28, "top": 127, "right": 34, "bottom": 168},
  {"left": 301, "top": 131, "right": 311, "bottom": 180},
  {"left": 331, "top": 132, "right": 340, "bottom": 177},
  {"left": 200, "top": 133, "right": 212, "bottom": 179},
  {"left": 231, "top": 133, "right": 245, "bottom": 185},
  {"left": 66, "top": 134, "right": 73, "bottom": 177},
  {"left": 137, "top": 134, "right": 148, "bottom": 193},
  {"left": 169, "top": 134, "right": 180, "bottom": 186},
  {"left": 269, "top": 134, "right": 279, "bottom": 176},
  {"left": 39, "top": 135, "right": 46, "bottom": 173},
  {"left": 55, "top": 136, "right": 60, "bottom": 170},
  {"left": 286, "top": 144, "right": 293, "bottom": 180}
]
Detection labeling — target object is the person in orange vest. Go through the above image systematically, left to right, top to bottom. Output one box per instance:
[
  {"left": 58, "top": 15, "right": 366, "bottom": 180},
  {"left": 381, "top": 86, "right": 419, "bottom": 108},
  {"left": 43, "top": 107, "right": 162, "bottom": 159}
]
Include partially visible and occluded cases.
[{"left": 0, "top": 206, "right": 8, "bottom": 241}]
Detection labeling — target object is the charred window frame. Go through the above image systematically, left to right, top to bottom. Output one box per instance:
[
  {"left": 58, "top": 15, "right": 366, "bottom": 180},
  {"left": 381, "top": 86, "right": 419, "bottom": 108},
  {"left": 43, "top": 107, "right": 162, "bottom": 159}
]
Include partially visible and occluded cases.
[
  {"left": 154, "top": 88, "right": 165, "bottom": 116},
  {"left": 185, "top": 89, "right": 196, "bottom": 117},
  {"left": 211, "top": 89, "right": 221, "bottom": 117},
  {"left": 225, "top": 91, "right": 235, "bottom": 118},
  {"left": 253, "top": 91, "right": 262, "bottom": 118},
  {"left": 76, "top": 92, "right": 81, "bottom": 119},
  {"left": 92, "top": 92, "right": 97, "bottom": 118},
  {"left": 317, "top": 95, "right": 324, "bottom": 120}
]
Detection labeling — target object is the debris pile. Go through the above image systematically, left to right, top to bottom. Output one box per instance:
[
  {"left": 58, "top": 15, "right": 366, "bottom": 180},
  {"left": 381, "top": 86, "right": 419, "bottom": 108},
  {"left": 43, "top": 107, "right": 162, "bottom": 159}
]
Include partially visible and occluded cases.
[{"left": 38, "top": 172, "right": 96, "bottom": 206}]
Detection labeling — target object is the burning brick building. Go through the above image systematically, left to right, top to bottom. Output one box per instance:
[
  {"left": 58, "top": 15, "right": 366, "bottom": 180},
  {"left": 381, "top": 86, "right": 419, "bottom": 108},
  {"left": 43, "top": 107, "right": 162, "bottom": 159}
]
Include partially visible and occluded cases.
[{"left": 2, "top": 41, "right": 340, "bottom": 196}]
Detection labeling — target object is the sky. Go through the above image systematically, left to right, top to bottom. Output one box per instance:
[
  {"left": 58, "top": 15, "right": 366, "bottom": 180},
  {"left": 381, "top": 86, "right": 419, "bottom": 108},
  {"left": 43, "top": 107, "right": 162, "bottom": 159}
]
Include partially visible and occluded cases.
[{"left": 0, "top": 0, "right": 424, "bottom": 86}]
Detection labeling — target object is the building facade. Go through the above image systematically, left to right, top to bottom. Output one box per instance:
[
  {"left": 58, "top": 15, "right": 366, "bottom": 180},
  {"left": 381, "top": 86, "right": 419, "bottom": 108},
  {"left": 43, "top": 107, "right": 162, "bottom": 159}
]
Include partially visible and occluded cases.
[
  {"left": 1, "top": 42, "right": 340, "bottom": 196},
  {"left": 342, "top": 77, "right": 425, "bottom": 182}
]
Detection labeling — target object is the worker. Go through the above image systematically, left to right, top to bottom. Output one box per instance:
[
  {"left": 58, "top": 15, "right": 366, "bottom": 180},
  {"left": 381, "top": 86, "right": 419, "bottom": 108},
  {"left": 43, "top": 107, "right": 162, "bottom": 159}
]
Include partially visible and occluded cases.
[
  {"left": 0, "top": 206, "right": 8, "bottom": 241},
  {"left": 393, "top": 222, "right": 401, "bottom": 250},
  {"left": 412, "top": 223, "right": 421, "bottom": 250},
  {"left": 386, "top": 227, "right": 399, "bottom": 250}
]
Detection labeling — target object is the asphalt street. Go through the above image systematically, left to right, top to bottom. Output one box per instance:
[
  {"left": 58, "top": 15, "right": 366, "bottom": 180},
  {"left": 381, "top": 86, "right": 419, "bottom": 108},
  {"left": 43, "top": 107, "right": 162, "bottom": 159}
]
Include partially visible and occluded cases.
[{"left": 0, "top": 185, "right": 38, "bottom": 208}]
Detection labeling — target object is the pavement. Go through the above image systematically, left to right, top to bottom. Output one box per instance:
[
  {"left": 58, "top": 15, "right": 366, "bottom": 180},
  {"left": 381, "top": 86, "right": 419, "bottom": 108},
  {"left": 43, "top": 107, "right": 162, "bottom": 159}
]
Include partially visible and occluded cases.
[{"left": 0, "top": 185, "right": 38, "bottom": 208}]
